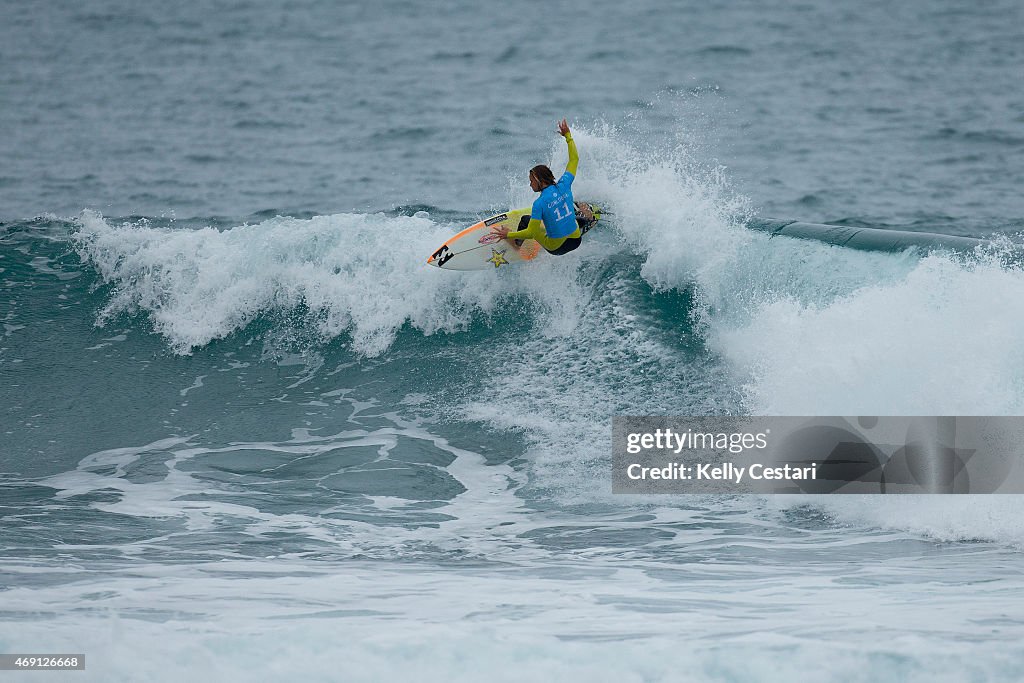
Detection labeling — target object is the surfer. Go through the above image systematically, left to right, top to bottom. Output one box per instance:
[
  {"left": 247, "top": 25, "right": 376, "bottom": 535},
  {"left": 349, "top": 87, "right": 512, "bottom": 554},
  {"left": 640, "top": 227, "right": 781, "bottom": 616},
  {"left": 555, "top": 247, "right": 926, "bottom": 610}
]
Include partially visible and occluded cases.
[{"left": 491, "top": 119, "right": 597, "bottom": 255}]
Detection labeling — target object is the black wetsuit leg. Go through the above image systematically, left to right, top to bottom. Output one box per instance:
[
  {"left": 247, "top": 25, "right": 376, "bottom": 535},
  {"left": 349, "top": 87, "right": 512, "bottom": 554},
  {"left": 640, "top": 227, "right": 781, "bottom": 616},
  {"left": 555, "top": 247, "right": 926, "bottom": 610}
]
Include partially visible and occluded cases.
[
  {"left": 545, "top": 212, "right": 598, "bottom": 256},
  {"left": 513, "top": 215, "right": 530, "bottom": 247},
  {"left": 546, "top": 236, "right": 582, "bottom": 255}
]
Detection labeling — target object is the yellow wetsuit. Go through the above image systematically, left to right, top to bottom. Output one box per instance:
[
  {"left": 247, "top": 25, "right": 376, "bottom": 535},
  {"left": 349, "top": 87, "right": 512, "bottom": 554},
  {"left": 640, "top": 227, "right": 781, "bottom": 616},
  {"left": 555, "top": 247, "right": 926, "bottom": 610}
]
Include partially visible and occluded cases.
[{"left": 506, "top": 133, "right": 581, "bottom": 252}]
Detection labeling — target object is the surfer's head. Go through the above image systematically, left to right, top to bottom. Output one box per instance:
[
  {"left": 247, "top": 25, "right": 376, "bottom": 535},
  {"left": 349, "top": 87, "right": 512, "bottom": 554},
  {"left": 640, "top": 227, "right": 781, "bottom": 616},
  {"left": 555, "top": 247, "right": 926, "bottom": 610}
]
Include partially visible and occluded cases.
[{"left": 529, "top": 165, "right": 555, "bottom": 192}]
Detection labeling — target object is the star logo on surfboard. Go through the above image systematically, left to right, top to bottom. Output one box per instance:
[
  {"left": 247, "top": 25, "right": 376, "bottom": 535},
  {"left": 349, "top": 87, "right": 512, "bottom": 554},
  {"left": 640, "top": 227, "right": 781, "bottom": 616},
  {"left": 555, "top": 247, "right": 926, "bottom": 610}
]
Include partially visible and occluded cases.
[{"left": 487, "top": 248, "right": 509, "bottom": 268}]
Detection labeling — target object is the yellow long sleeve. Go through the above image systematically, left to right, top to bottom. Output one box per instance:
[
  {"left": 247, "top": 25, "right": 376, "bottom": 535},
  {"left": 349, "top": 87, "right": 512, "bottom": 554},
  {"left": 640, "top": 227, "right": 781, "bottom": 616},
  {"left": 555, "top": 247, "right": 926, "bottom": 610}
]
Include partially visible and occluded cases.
[
  {"left": 565, "top": 133, "right": 578, "bottom": 176},
  {"left": 506, "top": 218, "right": 545, "bottom": 241}
]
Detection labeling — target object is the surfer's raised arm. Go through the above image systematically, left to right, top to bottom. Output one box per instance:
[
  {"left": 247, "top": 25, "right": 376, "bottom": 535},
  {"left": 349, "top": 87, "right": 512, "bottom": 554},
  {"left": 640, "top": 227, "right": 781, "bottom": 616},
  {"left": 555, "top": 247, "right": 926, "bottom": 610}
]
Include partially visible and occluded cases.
[
  {"left": 493, "top": 118, "right": 581, "bottom": 243},
  {"left": 558, "top": 118, "right": 579, "bottom": 176}
]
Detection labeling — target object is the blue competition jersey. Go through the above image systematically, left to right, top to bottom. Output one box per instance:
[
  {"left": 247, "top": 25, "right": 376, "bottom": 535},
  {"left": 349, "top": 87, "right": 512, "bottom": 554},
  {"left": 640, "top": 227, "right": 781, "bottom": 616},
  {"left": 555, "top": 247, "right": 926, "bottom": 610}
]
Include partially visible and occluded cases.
[{"left": 531, "top": 172, "right": 577, "bottom": 239}]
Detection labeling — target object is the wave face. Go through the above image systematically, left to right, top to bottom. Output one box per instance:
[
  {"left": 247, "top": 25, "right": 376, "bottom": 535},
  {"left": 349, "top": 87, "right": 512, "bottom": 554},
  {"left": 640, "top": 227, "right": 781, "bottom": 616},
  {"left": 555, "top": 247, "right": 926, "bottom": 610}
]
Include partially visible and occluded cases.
[{"left": 5, "top": 125, "right": 1024, "bottom": 681}]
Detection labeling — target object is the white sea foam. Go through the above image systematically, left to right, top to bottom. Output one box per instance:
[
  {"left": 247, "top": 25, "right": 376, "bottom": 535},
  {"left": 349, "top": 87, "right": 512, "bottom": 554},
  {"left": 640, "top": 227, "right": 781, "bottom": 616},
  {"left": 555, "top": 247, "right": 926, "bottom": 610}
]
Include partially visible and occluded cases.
[
  {"left": 73, "top": 210, "right": 514, "bottom": 356},
  {"left": 715, "top": 250, "right": 1024, "bottom": 415},
  {"left": 768, "top": 495, "right": 1024, "bottom": 546},
  {"left": 2, "top": 554, "right": 1023, "bottom": 683}
]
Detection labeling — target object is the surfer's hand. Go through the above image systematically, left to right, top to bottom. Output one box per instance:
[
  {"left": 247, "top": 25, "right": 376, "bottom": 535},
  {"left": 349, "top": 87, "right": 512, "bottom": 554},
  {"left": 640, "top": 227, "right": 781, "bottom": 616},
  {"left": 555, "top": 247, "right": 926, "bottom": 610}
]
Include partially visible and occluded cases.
[
  {"left": 557, "top": 118, "right": 570, "bottom": 137},
  {"left": 491, "top": 225, "right": 511, "bottom": 239}
]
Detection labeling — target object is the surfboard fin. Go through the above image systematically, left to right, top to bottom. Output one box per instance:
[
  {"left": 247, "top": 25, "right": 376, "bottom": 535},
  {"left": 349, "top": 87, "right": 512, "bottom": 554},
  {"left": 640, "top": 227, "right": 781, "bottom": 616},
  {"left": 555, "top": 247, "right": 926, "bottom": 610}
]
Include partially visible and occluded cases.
[{"left": 513, "top": 215, "right": 529, "bottom": 247}]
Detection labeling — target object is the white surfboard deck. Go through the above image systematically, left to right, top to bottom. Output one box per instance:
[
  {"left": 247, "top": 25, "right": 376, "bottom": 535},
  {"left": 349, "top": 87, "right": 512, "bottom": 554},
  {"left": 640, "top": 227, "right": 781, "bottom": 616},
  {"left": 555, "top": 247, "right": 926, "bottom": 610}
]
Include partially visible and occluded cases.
[{"left": 426, "top": 207, "right": 542, "bottom": 271}]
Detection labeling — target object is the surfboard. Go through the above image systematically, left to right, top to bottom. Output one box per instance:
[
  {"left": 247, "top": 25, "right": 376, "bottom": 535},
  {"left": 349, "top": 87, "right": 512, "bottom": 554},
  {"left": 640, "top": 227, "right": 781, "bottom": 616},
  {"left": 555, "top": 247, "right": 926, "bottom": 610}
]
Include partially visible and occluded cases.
[
  {"left": 426, "top": 204, "right": 601, "bottom": 271},
  {"left": 426, "top": 207, "right": 541, "bottom": 271}
]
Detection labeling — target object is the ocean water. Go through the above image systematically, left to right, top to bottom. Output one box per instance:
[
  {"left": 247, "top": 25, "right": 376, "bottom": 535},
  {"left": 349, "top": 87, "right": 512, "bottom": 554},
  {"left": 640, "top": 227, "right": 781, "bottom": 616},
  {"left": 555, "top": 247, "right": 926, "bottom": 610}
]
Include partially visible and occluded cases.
[{"left": 3, "top": 0, "right": 1024, "bottom": 680}]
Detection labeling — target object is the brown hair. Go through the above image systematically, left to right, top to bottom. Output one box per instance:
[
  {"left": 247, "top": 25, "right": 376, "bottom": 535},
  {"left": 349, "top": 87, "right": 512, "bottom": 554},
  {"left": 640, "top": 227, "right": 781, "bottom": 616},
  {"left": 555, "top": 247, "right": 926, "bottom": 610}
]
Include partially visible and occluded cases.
[{"left": 530, "top": 164, "right": 556, "bottom": 188}]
